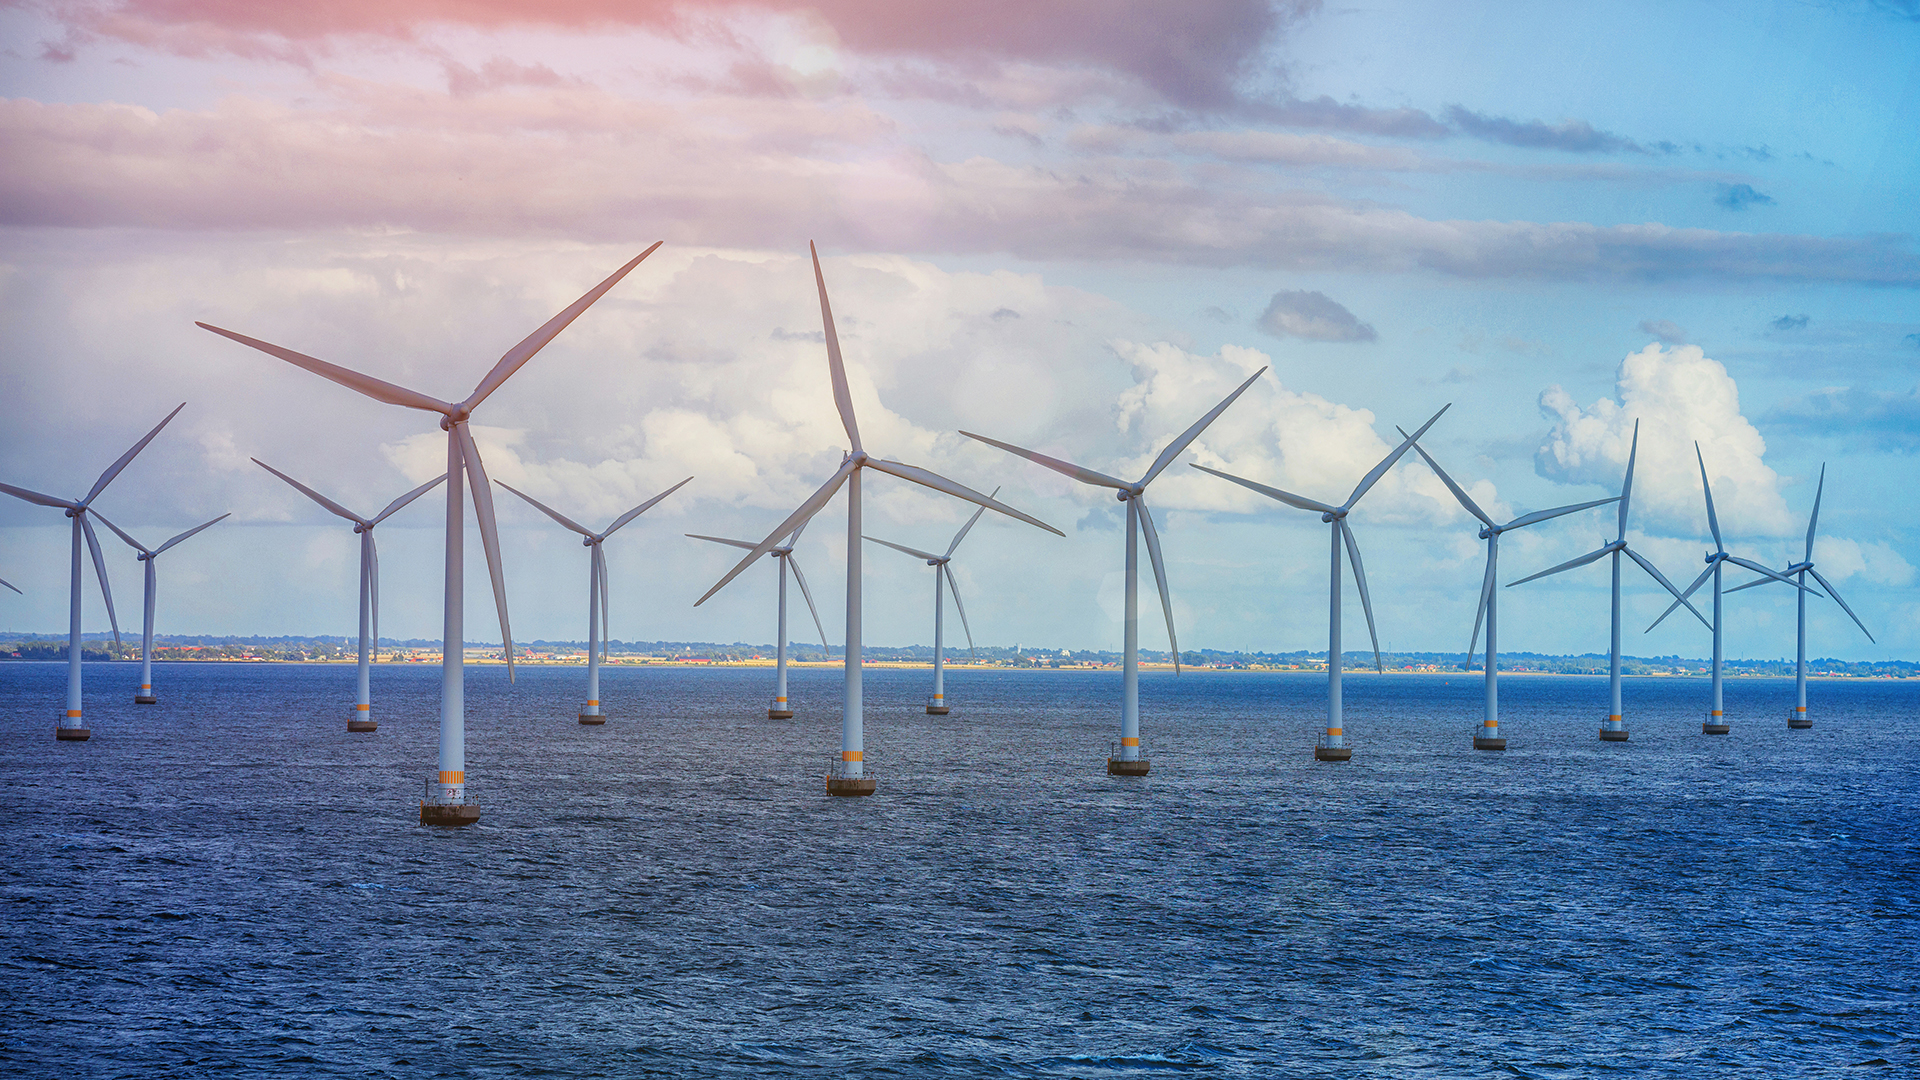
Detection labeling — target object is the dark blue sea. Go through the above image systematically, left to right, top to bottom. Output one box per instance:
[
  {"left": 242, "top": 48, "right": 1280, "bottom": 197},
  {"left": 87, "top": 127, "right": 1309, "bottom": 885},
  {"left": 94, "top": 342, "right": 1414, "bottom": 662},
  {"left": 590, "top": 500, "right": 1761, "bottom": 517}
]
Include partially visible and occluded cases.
[{"left": 1, "top": 660, "right": 1914, "bottom": 1078}]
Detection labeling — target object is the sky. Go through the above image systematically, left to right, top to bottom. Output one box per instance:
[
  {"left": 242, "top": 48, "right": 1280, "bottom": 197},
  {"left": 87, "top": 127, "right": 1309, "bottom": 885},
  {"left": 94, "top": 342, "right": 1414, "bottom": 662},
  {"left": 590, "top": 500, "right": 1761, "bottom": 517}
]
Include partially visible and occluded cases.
[{"left": 1, "top": 0, "right": 1916, "bottom": 663}]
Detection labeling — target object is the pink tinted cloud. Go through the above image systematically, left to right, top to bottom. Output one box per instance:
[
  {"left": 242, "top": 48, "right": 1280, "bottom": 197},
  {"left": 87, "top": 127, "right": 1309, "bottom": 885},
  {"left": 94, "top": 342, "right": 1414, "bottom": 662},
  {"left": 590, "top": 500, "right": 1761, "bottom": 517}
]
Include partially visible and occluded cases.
[
  {"left": 34, "top": 0, "right": 1294, "bottom": 107},
  {"left": 3, "top": 89, "right": 1915, "bottom": 286}
]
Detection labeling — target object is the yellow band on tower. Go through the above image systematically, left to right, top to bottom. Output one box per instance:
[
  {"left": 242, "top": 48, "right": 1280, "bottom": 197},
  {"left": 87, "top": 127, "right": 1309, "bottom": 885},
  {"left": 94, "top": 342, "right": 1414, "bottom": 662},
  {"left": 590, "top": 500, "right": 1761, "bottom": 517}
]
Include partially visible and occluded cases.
[
  {"left": 140, "top": 685, "right": 151, "bottom": 691},
  {"left": 775, "top": 697, "right": 787, "bottom": 703},
  {"left": 587, "top": 700, "right": 599, "bottom": 707},
  {"left": 355, "top": 703, "right": 371, "bottom": 711},
  {"left": 1795, "top": 706, "right": 1807, "bottom": 712},
  {"left": 66, "top": 710, "right": 82, "bottom": 718},
  {"left": 1711, "top": 710, "right": 1723, "bottom": 716},
  {"left": 1608, "top": 714, "right": 1622, "bottom": 722},
  {"left": 1484, "top": 720, "right": 1498, "bottom": 728},
  {"left": 1328, "top": 727, "right": 1343, "bottom": 736},
  {"left": 1121, "top": 737, "right": 1139, "bottom": 747},
  {"left": 841, "top": 751, "right": 862, "bottom": 762},
  {"left": 438, "top": 771, "right": 464, "bottom": 783}
]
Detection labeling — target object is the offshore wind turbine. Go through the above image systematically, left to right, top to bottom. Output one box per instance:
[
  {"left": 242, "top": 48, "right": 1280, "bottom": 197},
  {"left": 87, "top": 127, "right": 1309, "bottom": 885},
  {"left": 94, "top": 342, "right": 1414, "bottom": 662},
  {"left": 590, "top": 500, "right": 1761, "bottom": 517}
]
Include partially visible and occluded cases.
[
  {"left": 694, "top": 243, "right": 1061, "bottom": 796},
  {"left": 198, "top": 244, "right": 662, "bottom": 825},
  {"left": 968, "top": 368, "right": 1266, "bottom": 775},
  {"left": 2, "top": 403, "right": 183, "bottom": 741},
  {"left": 1193, "top": 404, "right": 1447, "bottom": 762},
  {"left": 1507, "top": 421, "right": 1709, "bottom": 741},
  {"left": 1401, "top": 434, "right": 1617, "bottom": 750},
  {"left": 1644, "top": 443, "right": 1811, "bottom": 735},
  {"left": 253, "top": 460, "right": 445, "bottom": 731},
  {"left": 1725, "top": 465, "right": 1873, "bottom": 728},
  {"left": 498, "top": 476, "right": 692, "bottom": 724},
  {"left": 864, "top": 488, "right": 997, "bottom": 715},
  {"left": 93, "top": 510, "right": 230, "bottom": 705},
  {"left": 686, "top": 522, "right": 830, "bottom": 719},
  {"left": 0, "top": 577, "right": 19, "bottom": 596}
]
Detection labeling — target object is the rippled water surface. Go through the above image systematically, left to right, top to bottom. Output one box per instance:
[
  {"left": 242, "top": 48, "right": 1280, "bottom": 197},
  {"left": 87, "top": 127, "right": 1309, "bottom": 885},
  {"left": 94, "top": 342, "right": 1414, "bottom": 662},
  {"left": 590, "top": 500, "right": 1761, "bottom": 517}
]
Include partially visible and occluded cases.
[{"left": 2, "top": 660, "right": 1916, "bottom": 1077}]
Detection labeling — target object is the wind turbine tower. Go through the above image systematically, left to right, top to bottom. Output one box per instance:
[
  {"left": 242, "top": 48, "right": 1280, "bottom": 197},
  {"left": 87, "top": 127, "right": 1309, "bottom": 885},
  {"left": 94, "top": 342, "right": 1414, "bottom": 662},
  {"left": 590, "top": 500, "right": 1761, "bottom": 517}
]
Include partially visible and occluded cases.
[
  {"left": 695, "top": 244, "right": 1060, "bottom": 796},
  {"left": 200, "top": 245, "right": 662, "bottom": 824},
  {"left": 966, "top": 370, "right": 1264, "bottom": 775},
  {"left": 1, "top": 403, "right": 183, "bottom": 741},
  {"left": 1194, "top": 405, "right": 1447, "bottom": 761},
  {"left": 1508, "top": 421, "right": 1709, "bottom": 741},
  {"left": 1401, "top": 435, "right": 1616, "bottom": 750},
  {"left": 253, "top": 460, "right": 445, "bottom": 731},
  {"left": 1726, "top": 465, "right": 1874, "bottom": 728},
  {"left": 499, "top": 477, "right": 692, "bottom": 724},
  {"left": 864, "top": 490, "right": 995, "bottom": 715},
  {"left": 94, "top": 510, "right": 230, "bottom": 704},
  {"left": 687, "top": 523, "right": 831, "bottom": 718}
]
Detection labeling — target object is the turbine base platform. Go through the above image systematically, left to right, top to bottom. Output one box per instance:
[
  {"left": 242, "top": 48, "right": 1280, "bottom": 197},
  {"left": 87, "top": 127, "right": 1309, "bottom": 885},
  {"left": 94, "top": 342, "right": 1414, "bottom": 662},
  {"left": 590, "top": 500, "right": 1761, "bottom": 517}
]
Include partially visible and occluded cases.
[
  {"left": 134, "top": 695, "right": 158, "bottom": 705},
  {"left": 925, "top": 705, "right": 950, "bottom": 715},
  {"left": 767, "top": 709, "right": 794, "bottom": 719},
  {"left": 578, "top": 713, "right": 607, "bottom": 725},
  {"left": 1788, "top": 717, "right": 1812, "bottom": 729},
  {"left": 347, "top": 719, "right": 378, "bottom": 732},
  {"left": 1703, "top": 722, "right": 1731, "bottom": 735},
  {"left": 55, "top": 726, "right": 91, "bottom": 742},
  {"left": 1598, "top": 729, "right": 1630, "bottom": 742},
  {"left": 1472, "top": 736, "right": 1507, "bottom": 751},
  {"left": 1314, "top": 746, "right": 1352, "bottom": 761},
  {"left": 1107, "top": 757, "right": 1150, "bottom": 776},
  {"left": 827, "top": 775, "right": 876, "bottom": 797},
  {"left": 419, "top": 803, "right": 480, "bottom": 827}
]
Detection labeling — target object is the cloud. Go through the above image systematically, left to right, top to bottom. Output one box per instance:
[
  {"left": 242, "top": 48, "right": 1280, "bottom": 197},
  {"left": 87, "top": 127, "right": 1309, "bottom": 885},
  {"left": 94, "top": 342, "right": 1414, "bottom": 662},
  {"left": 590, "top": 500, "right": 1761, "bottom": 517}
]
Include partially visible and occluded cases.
[
  {"left": 1445, "top": 106, "right": 1647, "bottom": 154},
  {"left": 1715, "top": 183, "right": 1775, "bottom": 210},
  {"left": 1256, "top": 289, "right": 1377, "bottom": 342},
  {"left": 1770, "top": 314, "right": 1809, "bottom": 331},
  {"left": 1637, "top": 318, "right": 1688, "bottom": 344},
  {"left": 1535, "top": 342, "right": 1793, "bottom": 537},
  {"left": 1767, "top": 384, "right": 1920, "bottom": 452},
  {"left": 1813, "top": 535, "right": 1916, "bottom": 587}
]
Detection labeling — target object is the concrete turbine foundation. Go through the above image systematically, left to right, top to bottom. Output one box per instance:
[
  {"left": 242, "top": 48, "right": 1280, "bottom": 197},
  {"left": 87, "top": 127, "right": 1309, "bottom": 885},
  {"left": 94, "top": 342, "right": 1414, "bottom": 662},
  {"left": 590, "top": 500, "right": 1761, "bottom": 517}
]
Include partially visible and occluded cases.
[
  {"left": 1788, "top": 706, "right": 1811, "bottom": 729},
  {"left": 1472, "top": 719, "right": 1506, "bottom": 751}
]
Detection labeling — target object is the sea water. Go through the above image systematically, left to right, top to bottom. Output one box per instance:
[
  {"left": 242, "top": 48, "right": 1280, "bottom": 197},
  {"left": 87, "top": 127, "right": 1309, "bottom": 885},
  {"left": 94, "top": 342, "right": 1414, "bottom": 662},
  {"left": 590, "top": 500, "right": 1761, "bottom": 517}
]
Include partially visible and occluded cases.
[{"left": 1, "top": 661, "right": 1914, "bottom": 1077}]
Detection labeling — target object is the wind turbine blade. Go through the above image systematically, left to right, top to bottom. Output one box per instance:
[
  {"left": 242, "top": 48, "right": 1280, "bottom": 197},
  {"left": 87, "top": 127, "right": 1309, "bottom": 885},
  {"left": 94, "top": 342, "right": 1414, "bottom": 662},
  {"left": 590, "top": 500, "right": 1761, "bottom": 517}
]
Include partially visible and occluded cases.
[
  {"left": 809, "top": 242, "right": 862, "bottom": 454},
  {"left": 462, "top": 244, "right": 662, "bottom": 412},
  {"left": 199, "top": 325, "right": 452, "bottom": 414},
  {"left": 1140, "top": 367, "right": 1267, "bottom": 486},
  {"left": 85, "top": 403, "right": 185, "bottom": 506},
  {"left": 1346, "top": 403, "right": 1449, "bottom": 511},
  {"left": 1618, "top": 420, "right": 1639, "bottom": 540},
  {"left": 454, "top": 424, "right": 514, "bottom": 680},
  {"left": 959, "top": 431, "right": 1131, "bottom": 491},
  {"left": 1398, "top": 431, "right": 1493, "bottom": 526},
  {"left": 1695, "top": 442, "right": 1723, "bottom": 553},
  {"left": 864, "top": 458, "right": 1064, "bottom": 537},
  {"left": 252, "top": 459, "right": 368, "bottom": 526},
  {"left": 696, "top": 462, "right": 854, "bottom": 606},
  {"left": 1189, "top": 463, "right": 1340, "bottom": 515},
  {"left": 1805, "top": 464, "right": 1824, "bottom": 564},
  {"left": 371, "top": 473, "right": 448, "bottom": 525},
  {"left": 601, "top": 476, "right": 693, "bottom": 539},
  {"left": 495, "top": 480, "right": 593, "bottom": 536},
  {"left": 0, "top": 481, "right": 77, "bottom": 509},
  {"left": 944, "top": 490, "right": 995, "bottom": 559},
  {"left": 1134, "top": 496, "right": 1181, "bottom": 672},
  {"left": 1504, "top": 497, "right": 1621, "bottom": 532},
  {"left": 87, "top": 508, "right": 150, "bottom": 555},
  {"left": 80, "top": 513, "right": 121, "bottom": 647},
  {"left": 156, "top": 513, "right": 230, "bottom": 555},
  {"left": 791, "top": 519, "right": 809, "bottom": 547},
  {"left": 1339, "top": 520, "right": 1384, "bottom": 672},
  {"left": 370, "top": 532, "right": 381, "bottom": 653},
  {"left": 685, "top": 533, "right": 760, "bottom": 551},
  {"left": 864, "top": 535, "right": 943, "bottom": 562},
  {"left": 596, "top": 543, "right": 610, "bottom": 660},
  {"left": 1506, "top": 545, "right": 1611, "bottom": 587},
  {"left": 1468, "top": 547, "right": 1496, "bottom": 659},
  {"left": 1623, "top": 547, "right": 1711, "bottom": 631},
  {"left": 787, "top": 554, "right": 832, "bottom": 650},
  {"left": 1726, "top": 555, "right": 1813, "bottom": 591},
  {"left": 943, "top": 562, "right": 975, "bottom": 660},
  {"left": 1643, "top": 562, "right": 1716, "bottom": 633},
  {"left": 1807, "top": 566, "right": 1875, "bottom": 643},
  {"left": 1725, "top": 574, "right": 1797, "bottom": 596},
  {"left": 0, "top": 577, "right": 20, "bottom": 595}
]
